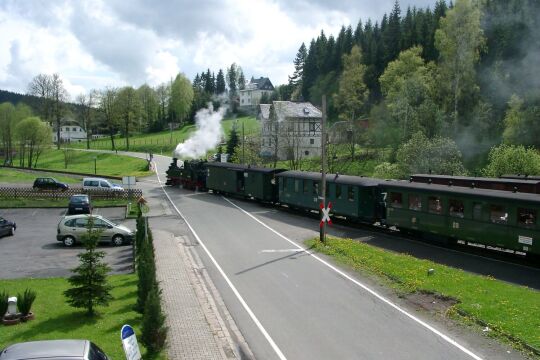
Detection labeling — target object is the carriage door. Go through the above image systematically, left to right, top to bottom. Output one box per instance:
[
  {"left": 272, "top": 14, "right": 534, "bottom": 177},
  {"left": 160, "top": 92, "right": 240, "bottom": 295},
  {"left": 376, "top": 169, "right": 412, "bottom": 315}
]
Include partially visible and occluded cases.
[{"left": 236, "top": 171, "right": 246, "bottom": 193}]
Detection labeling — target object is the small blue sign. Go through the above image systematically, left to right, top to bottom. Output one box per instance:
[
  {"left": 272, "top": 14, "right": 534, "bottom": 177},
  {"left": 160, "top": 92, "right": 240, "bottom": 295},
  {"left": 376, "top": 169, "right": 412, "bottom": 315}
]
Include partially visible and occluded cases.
[{"left": 121, "top": 325, "right": 135, "bottom": 340}]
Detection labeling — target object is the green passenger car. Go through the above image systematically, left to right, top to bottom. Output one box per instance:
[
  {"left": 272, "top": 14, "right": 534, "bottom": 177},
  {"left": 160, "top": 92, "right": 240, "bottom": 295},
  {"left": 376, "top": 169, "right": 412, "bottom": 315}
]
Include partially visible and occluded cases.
[
  {"left": 206, "top": 162, "right": 284, "bottom": 202},
  {"left": 276, "top": 171, "right": 384, "bottom": 223},
  {"left": 382, "top": 181, "right": 540, "bottom": 256}
]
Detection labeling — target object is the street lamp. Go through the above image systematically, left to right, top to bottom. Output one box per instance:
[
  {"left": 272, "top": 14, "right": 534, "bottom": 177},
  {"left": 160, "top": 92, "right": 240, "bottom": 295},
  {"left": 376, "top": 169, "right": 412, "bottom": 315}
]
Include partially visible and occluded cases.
[{"left": 93, "top": 156, "right": 97, "bottom": 175}]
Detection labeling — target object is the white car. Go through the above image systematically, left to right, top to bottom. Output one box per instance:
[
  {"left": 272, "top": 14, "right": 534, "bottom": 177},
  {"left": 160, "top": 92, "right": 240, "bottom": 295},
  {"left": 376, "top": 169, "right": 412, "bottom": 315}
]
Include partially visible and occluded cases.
[{"left": 82, "top": 177, "right": 124, "bottom": 191}]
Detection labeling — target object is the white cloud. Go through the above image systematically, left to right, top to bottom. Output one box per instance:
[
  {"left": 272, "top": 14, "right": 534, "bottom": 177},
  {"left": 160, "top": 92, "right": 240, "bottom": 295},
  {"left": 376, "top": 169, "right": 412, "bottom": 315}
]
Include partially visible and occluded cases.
[{"left": 0, "top": 0, "right": 441, "bottom": 96}]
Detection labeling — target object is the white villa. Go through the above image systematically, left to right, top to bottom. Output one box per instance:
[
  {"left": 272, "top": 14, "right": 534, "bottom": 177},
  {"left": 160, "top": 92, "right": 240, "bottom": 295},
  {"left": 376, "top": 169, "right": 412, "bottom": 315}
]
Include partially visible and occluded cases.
[
  {"left": 239, "top": 77, "right": 274, "bottom": 108},
  {"left": 259, "top": 101, "right": 322, "bottom": 160},
  {"left": 52, "top": 125, "right": 87, "bottom": 143}
]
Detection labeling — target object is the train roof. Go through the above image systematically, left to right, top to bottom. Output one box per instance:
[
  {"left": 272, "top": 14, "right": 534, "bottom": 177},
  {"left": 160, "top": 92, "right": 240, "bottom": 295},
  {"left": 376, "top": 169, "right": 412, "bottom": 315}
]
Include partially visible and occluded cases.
[
  {"left": 205, "top": 162, "right": 285, "bottom": 174},
  {"left": 276, "top": 170, "right": 383, "bottom": 187},
  {"left": 411, "top": 174, "right": 540, "bottom": 185},
  {"left": 499, "top": 174, "right": 540, "bottom": 181},
  {"left": 382, "top": 180, "right": 540, "bottom": 204}
]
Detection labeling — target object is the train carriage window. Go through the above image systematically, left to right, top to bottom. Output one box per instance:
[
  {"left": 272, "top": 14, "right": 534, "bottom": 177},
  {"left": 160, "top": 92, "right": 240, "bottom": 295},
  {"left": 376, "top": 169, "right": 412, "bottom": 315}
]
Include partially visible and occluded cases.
[
  {"left": 279, "top": 178, "right": 284, "bottom": 191},
  {"left": 287, "top": 178, "right": 294, "bottom": 190},
  {"left": 294, "top": 179, "right": 300, "bottom": 193},
  {"left": 303, "top": 179, "right": 309, "bottom": 193},
  {"left": 313, "top": 182, "right": 319, "bottom": 196},
  {"left": 336, "top": 185, "right": 342, "bottom": 199},
  {"left": 348, "top": 186, "right": 354, "bottom": 201},
  {"left": 389, "top": 192, "right": 402, "bottom": 208},
  {"left": 409, "top": 194, "right": 422, "bottom": 211},
  {"left": 428, "top": 196, "right": 442, "bottom": 214},
  {"left": 449, "top": 199, "right": 464, "bottom": 218},
  {"left": 473, "top": 203, "right": 482, "bottom": 220},
  {"left": 490, "top": 205, "right": 508, "bottom": 224},
  {"left": 518, "top": 208, "right": 536, "bottom": 227}
]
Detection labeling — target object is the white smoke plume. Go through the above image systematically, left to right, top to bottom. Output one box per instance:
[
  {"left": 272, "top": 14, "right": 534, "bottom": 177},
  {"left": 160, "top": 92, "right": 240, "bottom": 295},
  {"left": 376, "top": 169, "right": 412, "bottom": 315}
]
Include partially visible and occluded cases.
[{"left": 174, "top": 103, "right": 225, "bottom": 159}]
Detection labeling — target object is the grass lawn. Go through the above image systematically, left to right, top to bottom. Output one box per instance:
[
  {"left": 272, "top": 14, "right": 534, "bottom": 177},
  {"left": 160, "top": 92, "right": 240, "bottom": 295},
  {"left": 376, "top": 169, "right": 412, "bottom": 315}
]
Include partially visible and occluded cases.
[
  {"left": 66, "top": 116, "right": 260, "bottom": 154},
  {"left": 10, "top": 149, "right": 152, "bottom": 178},
  {"left": 0, "top": 168, "right": 81, "bottom": 184},
  {"left": 0, "top": 198, "right": 129, "bottom": 208},
  {"left": 307, "top": 236, "right": 540, "bottom": 352},
  {"left": 0, "top": 275, "right": 164, "bottom": 359}
]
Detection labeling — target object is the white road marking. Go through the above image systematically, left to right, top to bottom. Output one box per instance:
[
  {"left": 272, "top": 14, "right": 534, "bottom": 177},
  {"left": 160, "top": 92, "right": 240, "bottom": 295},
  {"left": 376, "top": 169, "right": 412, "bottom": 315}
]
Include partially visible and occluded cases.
[
  {"left": 153, "top": 162, "right": 287, "bottom": 360},
  {"left": 222, "top": 196, "right": 484, "bottom": 360},
  {"left": 260, "top": 249, "right": 303, "bottom": 253}
]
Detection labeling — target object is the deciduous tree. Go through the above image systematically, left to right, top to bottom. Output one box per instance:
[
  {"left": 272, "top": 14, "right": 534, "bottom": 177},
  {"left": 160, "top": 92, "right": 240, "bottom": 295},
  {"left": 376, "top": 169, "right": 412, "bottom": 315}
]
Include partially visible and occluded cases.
[
  {"left": 170, "top": 73, "right": 194, "bottom": 126},
  {"left": 116, "top": 87, "right": 141, "bottom": 151}
]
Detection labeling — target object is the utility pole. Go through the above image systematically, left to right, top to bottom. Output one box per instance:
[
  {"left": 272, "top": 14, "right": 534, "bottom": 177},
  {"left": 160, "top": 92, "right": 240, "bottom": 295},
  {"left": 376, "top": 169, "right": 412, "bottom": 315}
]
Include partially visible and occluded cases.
[
  {"left": 320, "top": 95, "right": 327, "bottom": 244},
  {"left": 242, "top": 121, "right": 245, "bottom": 164}
]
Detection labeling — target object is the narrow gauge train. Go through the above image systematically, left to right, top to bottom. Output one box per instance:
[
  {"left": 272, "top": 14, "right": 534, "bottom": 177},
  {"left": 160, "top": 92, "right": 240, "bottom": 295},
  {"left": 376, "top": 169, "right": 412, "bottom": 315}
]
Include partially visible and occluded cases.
[
  {"left": 166, "top": 159, "right": 540, "bottom": 259},
  {"left": 410, "top": 174, "right": 540, "bottom": 194}
]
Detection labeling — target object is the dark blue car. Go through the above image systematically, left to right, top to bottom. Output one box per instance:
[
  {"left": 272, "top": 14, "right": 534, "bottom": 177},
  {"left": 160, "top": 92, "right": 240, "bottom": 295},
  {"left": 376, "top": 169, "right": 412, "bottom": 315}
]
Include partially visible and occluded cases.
[
  {"left": 67, "top": 194, "right": 93, "bottom": 215},
  {"left": 0, "top": 216, "right": 16, "bottom": 237}
]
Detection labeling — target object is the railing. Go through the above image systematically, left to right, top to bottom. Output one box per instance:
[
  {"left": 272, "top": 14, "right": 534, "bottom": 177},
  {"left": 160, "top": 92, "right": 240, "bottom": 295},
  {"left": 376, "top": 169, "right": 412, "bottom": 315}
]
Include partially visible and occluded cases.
[{"left": 0, "top": 187, "right": 142, "bottom": 200}]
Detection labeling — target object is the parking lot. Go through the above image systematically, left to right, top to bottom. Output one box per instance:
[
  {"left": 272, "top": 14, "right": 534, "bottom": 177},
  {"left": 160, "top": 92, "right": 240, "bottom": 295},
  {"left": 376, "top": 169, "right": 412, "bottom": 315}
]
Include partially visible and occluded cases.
[{"left": 0, "top": 207, "right": 135, "bottom": 279}]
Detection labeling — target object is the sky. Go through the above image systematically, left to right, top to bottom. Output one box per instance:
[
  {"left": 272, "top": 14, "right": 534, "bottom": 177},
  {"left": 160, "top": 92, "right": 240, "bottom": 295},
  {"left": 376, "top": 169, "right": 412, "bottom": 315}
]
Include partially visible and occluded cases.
[{"left": 0, "top": 0, "right": 437, "bottom": 98}]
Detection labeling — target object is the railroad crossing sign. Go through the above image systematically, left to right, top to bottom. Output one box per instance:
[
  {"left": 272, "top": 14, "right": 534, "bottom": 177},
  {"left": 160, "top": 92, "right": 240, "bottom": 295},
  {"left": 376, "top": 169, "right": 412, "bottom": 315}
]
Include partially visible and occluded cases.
[{"left": 320, "top": 202, "right": 332, "bottom": 228}]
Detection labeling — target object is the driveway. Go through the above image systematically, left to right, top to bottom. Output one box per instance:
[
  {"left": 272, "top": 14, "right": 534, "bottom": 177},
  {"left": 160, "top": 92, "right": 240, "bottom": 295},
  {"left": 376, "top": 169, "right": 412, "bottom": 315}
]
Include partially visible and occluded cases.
[{"left": 0, "top": 207, "right": 135, "bottom": 279}]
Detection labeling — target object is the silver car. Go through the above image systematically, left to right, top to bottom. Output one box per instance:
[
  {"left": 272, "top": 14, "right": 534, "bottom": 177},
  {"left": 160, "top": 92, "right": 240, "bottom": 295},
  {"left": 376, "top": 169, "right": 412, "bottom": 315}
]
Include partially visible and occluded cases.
[
  {"left": 56, "top": 214, "right": 134, "bottom": 247},
  {"left": 0, "top": 340, "right": 109, "bottom": 360}
]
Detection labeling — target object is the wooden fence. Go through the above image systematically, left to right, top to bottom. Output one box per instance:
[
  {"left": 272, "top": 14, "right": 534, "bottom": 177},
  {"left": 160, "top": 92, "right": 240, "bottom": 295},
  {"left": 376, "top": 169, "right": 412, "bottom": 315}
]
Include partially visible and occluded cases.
[{"left": 0, "top": 187, "right": 142, "bottom": 200}]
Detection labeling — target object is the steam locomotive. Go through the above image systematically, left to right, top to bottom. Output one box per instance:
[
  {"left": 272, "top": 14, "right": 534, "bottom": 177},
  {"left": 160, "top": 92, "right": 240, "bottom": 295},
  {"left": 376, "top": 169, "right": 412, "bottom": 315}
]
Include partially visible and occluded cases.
[{"left": 166, "top": 158, "right": 540, "bottom": 259}]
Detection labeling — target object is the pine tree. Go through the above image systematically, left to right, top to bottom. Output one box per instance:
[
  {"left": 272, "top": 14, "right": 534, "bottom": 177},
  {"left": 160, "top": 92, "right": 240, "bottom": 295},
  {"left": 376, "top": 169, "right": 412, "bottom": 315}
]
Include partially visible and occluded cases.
[
  {"left": 288, "top": 43, "right": 307, "bottom": 87},
  {"left": 238, "top": 68, "right": 246, "bottom": 90},
  {"left": 216, "top": 69, "right": 226, "bottom": 95},
  {"left": 226, "top": 126, "right": 239, "bottom": 156},
  {"left": 64, "top": 220, "right": 112, "bottom": 316}
]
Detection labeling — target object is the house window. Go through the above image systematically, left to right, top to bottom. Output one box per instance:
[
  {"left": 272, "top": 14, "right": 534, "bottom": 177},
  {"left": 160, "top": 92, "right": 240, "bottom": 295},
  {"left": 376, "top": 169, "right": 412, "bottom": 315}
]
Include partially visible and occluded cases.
[
  {"left": 309, "top": 122, "right": 315, "bottom": 132},
  {"left": 73, "top": 127, "right": 77, "bottom": 131},
  {"left": 262, "top": 138, "right": 265, "bottom": 146},
  {"left": 310, "top": 138, "right": 314, "bottom": 145},
  {"left": 304, "top": 151, "right": 309, "bottom": 156},
  {"left": 409, "top": 194, "right": 422, "bottom": 211},
  {"left": 428, "top": 196, "right": 442, "bottom": 214},
  {"left": 449, "top": 199, "right": 464, "bottom": 218},
  {"left": 490, "top": 205, "right": 507, "bottom": 224},
  {"left": 518, "top": 208, "right": 536, "bottom": 227}
]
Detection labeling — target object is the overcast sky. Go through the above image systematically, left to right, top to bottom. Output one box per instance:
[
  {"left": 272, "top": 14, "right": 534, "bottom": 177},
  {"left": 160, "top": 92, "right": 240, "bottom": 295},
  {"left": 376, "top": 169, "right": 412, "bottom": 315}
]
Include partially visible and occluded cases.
[{"left": 0, "top": 0, "right": 437, "bottom": 98}]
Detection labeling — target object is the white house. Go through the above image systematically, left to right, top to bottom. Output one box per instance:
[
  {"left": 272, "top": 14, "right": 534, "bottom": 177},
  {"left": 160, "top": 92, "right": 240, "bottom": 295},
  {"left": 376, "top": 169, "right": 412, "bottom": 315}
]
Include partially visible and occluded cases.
[
  {"left": 239, "top": 77, "right": 274, "bottom": 108},
  {"left": 260, "top": 101, "right": 322, "bottom": 160},
  {"left": 52, "top": 125, "right": 87, "bottom": 143}
]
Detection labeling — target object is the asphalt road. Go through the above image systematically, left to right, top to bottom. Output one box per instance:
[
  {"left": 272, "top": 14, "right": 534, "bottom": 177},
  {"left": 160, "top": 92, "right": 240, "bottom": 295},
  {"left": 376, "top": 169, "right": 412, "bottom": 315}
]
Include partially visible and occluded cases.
[
  {"left": 147, "top": 154, "right": 528, "bottom": 360},
  {"left": 0, "top": 207, "right": 134, "bottom": 279}
]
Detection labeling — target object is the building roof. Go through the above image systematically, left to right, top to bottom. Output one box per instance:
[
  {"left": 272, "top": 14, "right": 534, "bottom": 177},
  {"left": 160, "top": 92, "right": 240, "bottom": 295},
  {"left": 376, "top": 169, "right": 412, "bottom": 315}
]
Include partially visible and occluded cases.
[
  {"left": 243, "top": 77, "right": 274, "bottom": 91},
  {"left": 272, "top": 101, "right": 322, "bottom": 120},
  {"left": 258, "top": 104, "right": 271, "bottom": 121},
  {"left": 276, "top": 170, "right": 383, "bottom": 187},
  {"left": 382, "top": 180, "right": 540, "bottom": 204}
]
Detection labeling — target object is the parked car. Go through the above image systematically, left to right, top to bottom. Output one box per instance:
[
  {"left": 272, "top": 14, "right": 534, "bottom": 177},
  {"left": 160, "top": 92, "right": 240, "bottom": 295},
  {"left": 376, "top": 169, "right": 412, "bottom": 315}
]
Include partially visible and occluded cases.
[
  {"left": 33, "top": 177, "right": 69, "bottom": 191},
  {"left": 82, "top": 177, "right": 124, "bottom": 191},
  {"left": 67, "top": 194, "right": 92, "bottom": 215},
  {"left": 57, "top": 214, "right": 134, "bottom": 247},
  {"left": 0, "top": 216, "right": 16, "bottom": 237},
  {"left": 0, "top": 339, "right": 109, "bottom": 360}
]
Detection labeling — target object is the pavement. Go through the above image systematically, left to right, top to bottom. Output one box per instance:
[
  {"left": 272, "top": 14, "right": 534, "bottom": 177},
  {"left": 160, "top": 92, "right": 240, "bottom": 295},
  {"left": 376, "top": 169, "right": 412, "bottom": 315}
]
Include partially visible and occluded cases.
[{"left": 137, "top": 178, "right": 251, "bottom": 360}]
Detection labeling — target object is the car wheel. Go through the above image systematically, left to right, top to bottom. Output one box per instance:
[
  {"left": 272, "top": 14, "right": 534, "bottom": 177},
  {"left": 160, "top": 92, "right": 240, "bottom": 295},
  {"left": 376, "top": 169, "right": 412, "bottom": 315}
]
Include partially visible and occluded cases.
[
  {"left": 9, "top": 227, "right": 15, "bottom": 236},
  {"left": 112, "top": 234, "right": 124, "bottom": 246},
  {"left": 63, "top": 236, "right": 76, "bottom": 247}
]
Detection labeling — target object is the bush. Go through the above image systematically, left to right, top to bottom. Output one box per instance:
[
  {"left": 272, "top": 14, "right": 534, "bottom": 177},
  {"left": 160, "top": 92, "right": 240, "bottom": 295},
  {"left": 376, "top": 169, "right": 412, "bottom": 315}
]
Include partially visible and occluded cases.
[
  {"left": 482, "top": 144, "right": 540, "bottom": 177},
  {"left": 372, "top": 162, "right": 405, "bottom": 179},
  {"left": 136, "top": 242, "right": 156, "bottom": 313},
  {"left": 140, "top": 286, "right": 167, "bottom": 354},
  {"left": 17, "top": 288, "right": 37, "bottom": 316},
  {"left": 0, "top": 290, "right": 7, "bottom": 318}
]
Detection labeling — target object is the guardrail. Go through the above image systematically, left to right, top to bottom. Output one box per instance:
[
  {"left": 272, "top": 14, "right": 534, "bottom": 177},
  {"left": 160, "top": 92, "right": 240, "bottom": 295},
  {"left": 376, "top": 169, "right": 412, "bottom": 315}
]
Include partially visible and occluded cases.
[{"left": 0, "top": 187, "right": 142, "bottom": 200}]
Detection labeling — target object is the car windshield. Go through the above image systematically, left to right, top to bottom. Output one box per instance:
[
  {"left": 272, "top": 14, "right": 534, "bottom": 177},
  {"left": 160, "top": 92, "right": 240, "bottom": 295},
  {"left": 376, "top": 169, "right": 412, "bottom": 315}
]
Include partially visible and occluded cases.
[{"left": 71, "top": 196, "right": 88, "bottom": 203}]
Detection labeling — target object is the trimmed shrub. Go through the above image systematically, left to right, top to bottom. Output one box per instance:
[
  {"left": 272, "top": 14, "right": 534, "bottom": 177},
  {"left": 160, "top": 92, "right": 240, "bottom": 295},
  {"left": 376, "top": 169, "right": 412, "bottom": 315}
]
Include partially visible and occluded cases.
[
  {"left": 140, "top": 286, "right": 167, "bottom": 354},
  {"left": 17, "top": 288, "right": 37, "bottom": 316},
  {"left": 0, "top": 290, "right": 8, "bottom": 318}
]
